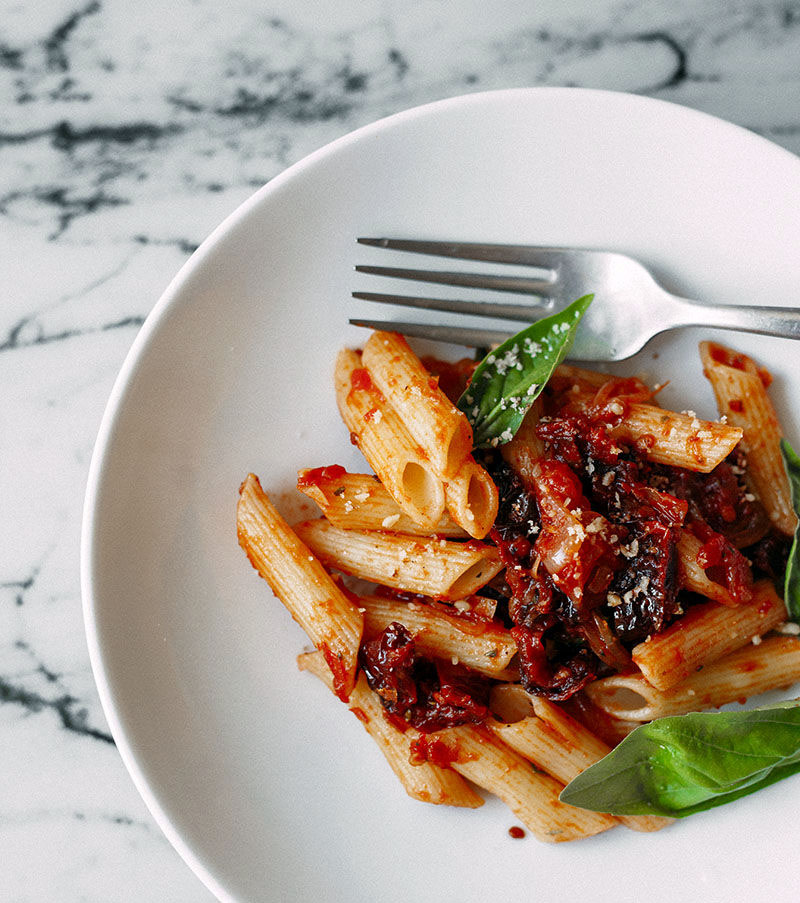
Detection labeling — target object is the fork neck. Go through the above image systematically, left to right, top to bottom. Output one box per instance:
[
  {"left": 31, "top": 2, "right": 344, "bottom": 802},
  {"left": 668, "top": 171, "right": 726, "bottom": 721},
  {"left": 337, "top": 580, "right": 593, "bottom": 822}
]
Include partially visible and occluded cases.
[{"left": 674, "top": 296, "right": 800, "bottom": 341}]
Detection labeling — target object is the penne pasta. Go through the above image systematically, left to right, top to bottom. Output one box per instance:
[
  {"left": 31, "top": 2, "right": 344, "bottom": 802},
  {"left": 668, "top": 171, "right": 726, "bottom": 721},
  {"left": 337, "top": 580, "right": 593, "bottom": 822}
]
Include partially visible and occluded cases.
[
  {"left": 362, "top": 331, "right": 474, "bottom": 479},
  {"left": 700, "top": 341, "right": 796, "bottom": 535},
  {"left": 335, "top": 349, "right": 445, "bottom": 529},
  {"left": 552, "top": 383, "right": 742, "bottom": 473},
  {"left": 608, "top": 403, "right": 742, "bottom": 472},
  {"left": 443, "top": 455, "right": 499, "bottom": 540},
  {"left": 296, "top": 468, "right": 467, "bottom": 537},
  {"left": 236, "top": 474, "right": 363, "bottom": 700},
  {"left": 294, "top": 519, "right": 504, "bottom": 601},
  {"left": 676, "top": 530, "right": 738, "bottom": 607},
  {"left": 631, "top": 579, "right": 788, "bottom": 691},
  {"left": 358, "top": 593, "right": 518, "bottom": 677},
  {"left": 586, "top": 635, "right": 800, "bottom": 721},
  {"left": 298, "top": 651, "right": 482, "bottom": 807},
  {"left": 489, "top": 686, "right": 613, "bottom": 777},
  {"left": 488, "top": 688, "right": 670, "bottom": 833},
  {"left": 420, "top": 725, "right": 617, "bottom": 842}
]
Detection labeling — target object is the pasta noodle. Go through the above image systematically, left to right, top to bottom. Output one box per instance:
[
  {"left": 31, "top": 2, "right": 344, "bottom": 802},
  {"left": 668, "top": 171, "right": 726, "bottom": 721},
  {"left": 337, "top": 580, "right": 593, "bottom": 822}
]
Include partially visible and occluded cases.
[
  {"left": 362, "top": 330, "right": 474, "bottom": 478},
  {"left": 700, "top": 341, "right": 796, "bottom": 535},
  {"left": 335, "top": 349, "right": 445, "bottom": 528},
  {"left": 443, "top": 454, "right": 499, "bottom": 539},
  {"left": 296, "top": 468, "right": 467, "bottom": 537},
  {"left": 236, "top": 474, "right": 363, "bottom": 700},
  {"left": 293, "top": 519, "right": 503, "bottom": 601},
  {"left": 676, "top": 530, "right": 738, "bottom": 606},
  {"left": 631, "top": 579, "right": 788, "bottom": 690},
  {"left": 358, "top": 593, "right": 518, "bottom": 677},
  {"left": 586, "top": 636, "right": 800, "bottom": 721},
  {"left": 298, "top": 651, "right": 483, "bottom": 807},
  {"left": 488, "top": 688, "right": 670, "bottom": 832},
  {"left": 417, "top": 725, "right": 617, "bottom": 842}
]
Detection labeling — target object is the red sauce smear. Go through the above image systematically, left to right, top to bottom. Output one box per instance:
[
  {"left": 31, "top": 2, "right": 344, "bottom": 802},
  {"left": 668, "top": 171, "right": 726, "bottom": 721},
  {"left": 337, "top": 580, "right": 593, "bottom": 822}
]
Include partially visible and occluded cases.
[
  {"left": 350, "top": 367, "right": 374, "bottom": 391},
  {"left": 296, "top": 464, "right": 347, "bottom": 490},
  {"left": 320, "top": 644, "right": 350, "bottom": 702},
  {"left": 409, "top": 733, "right": 461, "bottom": 768}
]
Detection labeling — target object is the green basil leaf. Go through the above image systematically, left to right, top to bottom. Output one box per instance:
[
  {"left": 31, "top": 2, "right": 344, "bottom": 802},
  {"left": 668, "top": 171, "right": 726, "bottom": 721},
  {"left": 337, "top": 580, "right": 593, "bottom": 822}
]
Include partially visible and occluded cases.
[
  {"left": 457, "top": 294, "right": 593, "bottom": 448},
  {"left": 780, "top": 438, "right": 800, "bottom": 623},
  {"left": 559, "top": 700, "right": 800, "bottom": 818}
]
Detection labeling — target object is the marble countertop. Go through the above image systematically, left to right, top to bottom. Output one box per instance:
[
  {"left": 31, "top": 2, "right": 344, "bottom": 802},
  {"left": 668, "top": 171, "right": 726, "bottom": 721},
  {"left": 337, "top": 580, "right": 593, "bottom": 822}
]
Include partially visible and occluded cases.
[{"left": 2, "top": 1, "right": 799, "bottom": 899}]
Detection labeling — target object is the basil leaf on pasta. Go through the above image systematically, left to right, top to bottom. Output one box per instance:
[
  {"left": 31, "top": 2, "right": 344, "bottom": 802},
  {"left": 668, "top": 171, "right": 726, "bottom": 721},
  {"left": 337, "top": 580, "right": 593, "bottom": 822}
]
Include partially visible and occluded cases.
[
  {"left": 457, "top": 294, "right": 593, "bottom": 449},
  {"left": 781, "top": 438, "right": 800, "bottom": 623},
  {"left": 559, "top": 701, "right": 800, "bottom": 818}
]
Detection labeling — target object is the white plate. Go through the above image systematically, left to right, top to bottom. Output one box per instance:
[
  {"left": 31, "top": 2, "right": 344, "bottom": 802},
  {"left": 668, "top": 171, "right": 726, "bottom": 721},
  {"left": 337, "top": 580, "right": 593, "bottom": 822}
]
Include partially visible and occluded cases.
[{"left": 82, "top": 88, "right": 800, "bottom": 903}]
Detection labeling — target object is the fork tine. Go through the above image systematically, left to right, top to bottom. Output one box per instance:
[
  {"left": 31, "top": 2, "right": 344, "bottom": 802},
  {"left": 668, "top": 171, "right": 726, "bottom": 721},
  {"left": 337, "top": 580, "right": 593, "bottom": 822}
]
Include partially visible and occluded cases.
[
  {"left": 357, "top": 237, "right": 566, "bottom": 270},
  {"left": 354, "top": 264, "right": 554, "bottom": 297},
  {"left": 352, "top": 291, "right": 549, "bottom": 321},
  {"left": 349, "top": 318, "right": 512, "bottom": 348}
]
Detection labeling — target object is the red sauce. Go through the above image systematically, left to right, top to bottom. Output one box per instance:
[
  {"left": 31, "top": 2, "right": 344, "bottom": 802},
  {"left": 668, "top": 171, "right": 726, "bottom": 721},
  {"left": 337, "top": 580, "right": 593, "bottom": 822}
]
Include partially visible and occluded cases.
[
  {"left": 710, "top": 345, "right": 748, "bottom": 370},
  {"left": 350, "top": 367, "right": 374, "bottom": 391},
  {"left": 728, "top": 399, "right": 744, "bottom": 413},
  {"left": 296, "top": 464, "right": 347, "bottom": 490},
  {"left": 360, "top": 623, "right": 490, "bottom": 732},
  {"left": 320, "top": 644, "right": 350, "bottom": 702},
  {"left": 736, "top": 659, "right": 762, "bottom": 673},
  {"left": 350, "top": 706, "right": 370, "bottom": 724},
  {"left": 409, "top": 733, "right": 461, "bottom": 768},
  {"left": 508, "top": 826, "right": 526, "bottom": 839}
]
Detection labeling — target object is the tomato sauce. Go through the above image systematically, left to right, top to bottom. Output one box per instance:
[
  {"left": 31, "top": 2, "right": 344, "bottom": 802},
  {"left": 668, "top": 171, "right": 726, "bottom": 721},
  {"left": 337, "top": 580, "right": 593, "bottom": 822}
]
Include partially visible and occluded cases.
[{"left": 296, "top": 464, "right": 347, "bottom": 490}]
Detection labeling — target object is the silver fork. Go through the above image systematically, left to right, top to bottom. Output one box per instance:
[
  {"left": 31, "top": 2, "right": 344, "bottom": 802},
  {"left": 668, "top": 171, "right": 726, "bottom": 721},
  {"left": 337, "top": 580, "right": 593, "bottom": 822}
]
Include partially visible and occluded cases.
[{"left": 351, "top": 238, "right": 800, "bottom": 361}]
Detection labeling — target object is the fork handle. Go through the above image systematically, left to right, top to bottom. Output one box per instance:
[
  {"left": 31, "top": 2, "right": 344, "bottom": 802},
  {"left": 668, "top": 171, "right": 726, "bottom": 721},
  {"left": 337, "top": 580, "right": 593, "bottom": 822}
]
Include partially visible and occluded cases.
[{"left": 678, "top": 299, "right": 800, "bottom": 341}]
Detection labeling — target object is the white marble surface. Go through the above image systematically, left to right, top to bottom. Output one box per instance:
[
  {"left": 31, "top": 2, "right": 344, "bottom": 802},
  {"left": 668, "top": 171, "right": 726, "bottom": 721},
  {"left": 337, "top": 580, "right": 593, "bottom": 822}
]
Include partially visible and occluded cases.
[{"left": 1, "top": 0, "right": 798, "bottom": 899}]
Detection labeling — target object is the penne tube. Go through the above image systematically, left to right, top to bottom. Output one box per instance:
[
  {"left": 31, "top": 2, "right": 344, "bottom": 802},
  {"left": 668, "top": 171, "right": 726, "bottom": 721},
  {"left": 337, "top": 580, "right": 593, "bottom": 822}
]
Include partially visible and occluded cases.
[
  {"left": 362, "top": 331, "right": 474, "bottom": 479},
  {"left": 700, "top": 341, "right": 796, "bottom": 535},
  {"left": 335, "top": 349, "right": 445, "bottom": 529},
  {"left": 557, "top": 388, "right": 742, "bottom": 473},
  {"left": 608, "top": 404, "right": 742, "bottom": 473},
  {"left": 443, "top": 455, "right": 499, "bottom": 540},
  {"left": 296, "top": 468, "right": 467, "bottom": 537},
  {"left": 237, "top": 474, "right": 363, "bottom": 700},
  {"left": 294, "top": 519, "right": 504, "bottom": 601},
  {"left": 676, "top": 531, "right": 738, "bottom": 606},
  {"left": 631, "top": 579, "right": 788, "bottom": 691},
  {"left": 358, "top": 593, "right": 517, "bottom": 677},
  {"left": 585, "top": 635, "right": 800, "bottom": 721},
  {"left": 298, "top": 651, "right": 482, "bottom": 807},
  {"left": 489, "top": 687, "right": 612, "bottom": 777},
  {"left": 488, "top": 690, "right": 670, "bottom": 833},
  {"left": 422, "top": 725, "right": 617, "bottom": 842}
]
